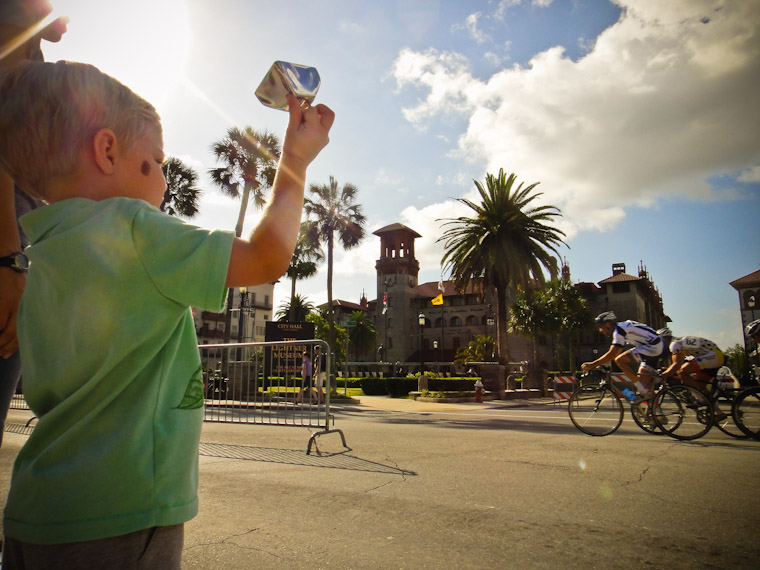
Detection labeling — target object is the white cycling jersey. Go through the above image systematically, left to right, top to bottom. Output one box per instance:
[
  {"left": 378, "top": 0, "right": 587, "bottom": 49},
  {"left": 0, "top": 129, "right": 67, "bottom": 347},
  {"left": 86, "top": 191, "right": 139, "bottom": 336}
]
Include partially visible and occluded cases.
[{"left": 611, "top": 320, "right": 660, "bottom": 348}]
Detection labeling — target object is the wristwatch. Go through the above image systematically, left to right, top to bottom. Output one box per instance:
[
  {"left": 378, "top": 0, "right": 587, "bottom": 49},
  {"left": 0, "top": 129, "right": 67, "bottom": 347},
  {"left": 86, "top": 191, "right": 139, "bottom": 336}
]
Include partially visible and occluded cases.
[{"left": 0, "top": 252, "right": 30, "bottom": 273}]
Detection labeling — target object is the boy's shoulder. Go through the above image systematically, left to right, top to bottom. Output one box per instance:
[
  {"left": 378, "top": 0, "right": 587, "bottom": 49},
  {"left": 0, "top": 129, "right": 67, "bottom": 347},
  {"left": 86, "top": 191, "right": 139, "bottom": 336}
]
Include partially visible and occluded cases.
[{"left": 20, "top": 197, "right": 165, "bottom": 242}]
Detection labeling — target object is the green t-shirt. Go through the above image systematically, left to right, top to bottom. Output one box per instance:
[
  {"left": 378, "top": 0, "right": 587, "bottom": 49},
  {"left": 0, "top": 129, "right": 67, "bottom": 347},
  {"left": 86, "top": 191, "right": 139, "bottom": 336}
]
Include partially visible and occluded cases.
[{"left": 4, "top": 197, "right": 235, "bottom": 544}]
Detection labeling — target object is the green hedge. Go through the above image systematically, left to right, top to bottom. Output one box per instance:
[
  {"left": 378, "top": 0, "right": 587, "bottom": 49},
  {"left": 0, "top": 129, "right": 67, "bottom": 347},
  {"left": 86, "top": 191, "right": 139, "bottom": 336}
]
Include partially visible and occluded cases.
[{"left": 357, "top": 376, "right": 485, "bottom": 397}]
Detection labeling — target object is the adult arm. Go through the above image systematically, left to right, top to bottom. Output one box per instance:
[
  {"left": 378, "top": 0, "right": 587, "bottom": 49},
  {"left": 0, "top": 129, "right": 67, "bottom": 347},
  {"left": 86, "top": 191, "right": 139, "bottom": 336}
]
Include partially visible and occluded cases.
[
  {"left": 0, "top": 168, "right": 24, "bottom": 358},
  {"left": 581, "top": 344, "right": 623, "bottom": 371}
]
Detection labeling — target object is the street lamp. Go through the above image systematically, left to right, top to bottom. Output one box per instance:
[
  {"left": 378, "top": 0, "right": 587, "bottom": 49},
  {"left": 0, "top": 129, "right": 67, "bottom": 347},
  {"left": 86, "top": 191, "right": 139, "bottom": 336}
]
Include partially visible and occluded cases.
[
  {"left": 236, "top": 287, "right": 249, "bottom": 360},
  {"left": 418, "top": 312, "right": 426, "bottom": 375}
]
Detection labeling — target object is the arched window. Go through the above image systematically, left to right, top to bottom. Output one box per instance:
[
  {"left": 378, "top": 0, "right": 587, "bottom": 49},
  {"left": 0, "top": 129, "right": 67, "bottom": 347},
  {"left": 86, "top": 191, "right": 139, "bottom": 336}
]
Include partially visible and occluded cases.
[
  {"left": 465, "top": 315, "right": 478, "bottom": 326},
  {"left": 450, "top": 316, "right": 462, "bottom": 327},
  {"left": 435, "top": 317, "right": 445, "bottom": 327}
]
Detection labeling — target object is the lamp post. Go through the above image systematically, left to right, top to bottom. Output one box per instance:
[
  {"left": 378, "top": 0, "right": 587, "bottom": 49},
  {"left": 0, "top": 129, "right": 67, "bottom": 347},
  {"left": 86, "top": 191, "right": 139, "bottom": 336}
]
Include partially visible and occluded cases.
[
  {"left": 236, "top": 287, "right": 249, "bottom": 360},
  {"left": 418, "top": 312, "right": 426, "bottom": 375}
]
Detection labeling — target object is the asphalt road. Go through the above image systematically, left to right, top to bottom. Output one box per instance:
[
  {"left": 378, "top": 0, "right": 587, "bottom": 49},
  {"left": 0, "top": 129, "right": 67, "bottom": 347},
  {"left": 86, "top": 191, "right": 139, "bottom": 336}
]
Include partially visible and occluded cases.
[{"left": 2, "top": 396, "right": 759, "bottom": 569}]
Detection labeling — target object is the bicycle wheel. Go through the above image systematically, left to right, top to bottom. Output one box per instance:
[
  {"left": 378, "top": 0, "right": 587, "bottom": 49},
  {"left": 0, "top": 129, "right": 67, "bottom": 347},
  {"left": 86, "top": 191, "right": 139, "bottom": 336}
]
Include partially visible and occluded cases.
[
  {"left": 568, "top": 385, "right": 623, "bottom": 436},
  {"left": 654, "top": 385, "right": 713, "bottom": 440},
  {"left": 733, "top": 386, "right": 760, "bottom": 440},
  {"left": 713, "top": 391, "right": 747, "bottom": 439},
  {"left": 630, "top": 400, "right": 662, "bottom": 434}
]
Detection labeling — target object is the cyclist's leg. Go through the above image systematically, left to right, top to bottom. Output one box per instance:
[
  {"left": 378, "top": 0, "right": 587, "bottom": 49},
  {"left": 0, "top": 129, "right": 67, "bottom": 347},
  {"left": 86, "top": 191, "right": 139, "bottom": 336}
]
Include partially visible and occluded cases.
[{"left": 614, "top": 350, "right": 641, "bottom": 385}]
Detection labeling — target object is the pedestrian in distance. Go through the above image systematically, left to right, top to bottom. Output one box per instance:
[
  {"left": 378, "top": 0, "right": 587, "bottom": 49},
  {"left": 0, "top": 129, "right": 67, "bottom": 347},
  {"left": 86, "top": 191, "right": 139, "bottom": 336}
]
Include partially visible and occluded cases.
[
  {"left": 0, "top": 59, "right": 333, "bottom": 568},
  {"left": 295, "top": 350, "right": 313, "bottom": 404}
]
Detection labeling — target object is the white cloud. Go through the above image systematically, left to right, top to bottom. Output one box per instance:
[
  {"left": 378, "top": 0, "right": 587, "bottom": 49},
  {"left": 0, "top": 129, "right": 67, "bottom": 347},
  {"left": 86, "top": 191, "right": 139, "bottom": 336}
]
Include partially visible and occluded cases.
[
  {"left": 392, "top": 0, "right": 760, "bottom": 234},
  {"left": 464, "top": 12, "right": 491, "bottom": 45},
  {"left": 338, "top": 19, "right": 365, "bottom": 37},
  {"left": 738, "top": 165, "right": 760, "bottom": 183}
]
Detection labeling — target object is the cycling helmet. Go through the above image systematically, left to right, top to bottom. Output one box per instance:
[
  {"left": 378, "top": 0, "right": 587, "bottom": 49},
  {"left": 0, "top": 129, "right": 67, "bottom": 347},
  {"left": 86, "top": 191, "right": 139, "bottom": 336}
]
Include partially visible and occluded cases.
[
  {"left": 594, "top": 311, "right": 617, "bottom": 325},
  {"left": 747, "top": 320, "right": 760, "bottom": 338},
  {"left": 656, "top": 327, "right": 672, "bottom": 338}
]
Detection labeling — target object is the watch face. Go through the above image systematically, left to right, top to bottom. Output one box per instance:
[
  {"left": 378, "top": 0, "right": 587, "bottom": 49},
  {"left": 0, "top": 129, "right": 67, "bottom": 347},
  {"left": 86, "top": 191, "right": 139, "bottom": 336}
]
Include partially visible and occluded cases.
[
  {"left": 2, "top": 253, "right": 29, "bottom": 272},
  {"left": 14, "top": 253, "right": 29, "bottom": 271}
]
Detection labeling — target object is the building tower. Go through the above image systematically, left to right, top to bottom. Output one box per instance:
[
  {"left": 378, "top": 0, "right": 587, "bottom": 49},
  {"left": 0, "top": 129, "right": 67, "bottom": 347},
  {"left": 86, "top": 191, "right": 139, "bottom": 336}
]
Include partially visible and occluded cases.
[{"left": 373, "top": 223, "right": 422, "bottom": 364}]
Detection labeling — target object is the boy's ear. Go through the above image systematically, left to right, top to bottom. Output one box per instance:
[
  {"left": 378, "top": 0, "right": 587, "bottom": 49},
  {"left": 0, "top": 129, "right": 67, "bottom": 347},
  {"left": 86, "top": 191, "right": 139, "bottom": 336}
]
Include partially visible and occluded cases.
[{"left": 92, "top": 128, "right": 118, "bottom": 175}]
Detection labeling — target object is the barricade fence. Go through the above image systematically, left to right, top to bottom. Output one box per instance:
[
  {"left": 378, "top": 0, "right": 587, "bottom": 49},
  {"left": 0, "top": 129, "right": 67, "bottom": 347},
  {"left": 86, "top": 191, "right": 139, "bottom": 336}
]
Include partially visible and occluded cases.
[
  {"left": 199, "top": 339, "right": 347, "bottom": 454},
  {"left": 6, "top": 340, "right": 348, "bottom": 455},
  {"left": 552, "top": 373, "right": 631, "bottom": 403}
]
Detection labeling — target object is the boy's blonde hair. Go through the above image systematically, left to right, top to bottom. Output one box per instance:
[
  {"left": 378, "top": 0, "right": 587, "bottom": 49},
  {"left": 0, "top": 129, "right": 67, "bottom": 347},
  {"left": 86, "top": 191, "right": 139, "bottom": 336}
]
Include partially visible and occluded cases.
[{"left": 0, "top": 60, "right": 161, "bottom": 199}]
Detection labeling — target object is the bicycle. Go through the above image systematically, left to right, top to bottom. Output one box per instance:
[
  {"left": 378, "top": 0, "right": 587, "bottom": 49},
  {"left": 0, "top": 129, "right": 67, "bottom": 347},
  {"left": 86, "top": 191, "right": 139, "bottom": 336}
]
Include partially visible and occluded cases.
[
  {"left": 567, "top": 367, "right": 664, "bottom": 437},
  {"left": 568, "top": 367, "right": 714, "bottom": 440},
  {"left": 671, "top": 367, "right": 759, "bottom": 440},
  {"left": 699, "top": 371, "right": 749, "bottom": 439},
  {"left": 732, "top": 385, "right": 760, "bottom": 440}
]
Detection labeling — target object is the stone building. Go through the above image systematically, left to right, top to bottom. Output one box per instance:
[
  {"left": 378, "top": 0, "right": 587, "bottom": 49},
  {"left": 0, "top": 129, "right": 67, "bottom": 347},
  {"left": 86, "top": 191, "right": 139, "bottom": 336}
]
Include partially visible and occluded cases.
[
  {"left": 369, "top": 223, "right": 548, "bottom": 370},
  {"left": 574, "top": 262, "right": 670, "bottom": 365},
  {"left": 730, "top": 268, "right": 760, "bottom": 360},
  {"left": 195, "top": 282, "right": 276, "bottom": 360}
]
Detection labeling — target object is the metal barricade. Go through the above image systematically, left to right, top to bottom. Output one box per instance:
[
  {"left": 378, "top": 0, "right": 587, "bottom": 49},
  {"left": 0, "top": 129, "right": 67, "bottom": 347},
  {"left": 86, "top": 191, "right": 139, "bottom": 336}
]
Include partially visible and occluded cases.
[{"left": 199, "top": 339, "right": 347, "bottom": 454}]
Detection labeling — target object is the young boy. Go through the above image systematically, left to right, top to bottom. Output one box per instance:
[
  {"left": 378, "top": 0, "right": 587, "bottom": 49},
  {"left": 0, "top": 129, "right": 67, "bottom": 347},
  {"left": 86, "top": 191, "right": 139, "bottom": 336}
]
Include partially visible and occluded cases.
[{"left": 0, "top": 60, "right": 333, "bottom": 568}]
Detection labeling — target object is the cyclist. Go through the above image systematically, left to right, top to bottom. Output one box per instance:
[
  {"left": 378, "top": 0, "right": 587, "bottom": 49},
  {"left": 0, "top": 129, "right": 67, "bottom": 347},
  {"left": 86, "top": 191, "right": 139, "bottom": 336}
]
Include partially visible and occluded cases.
[
  {"left": 581, "top": 311, "right": 666, "bottom": 402},
  {"left": 746, "top": 320, "right": 760, "bottom": 380},
  {"left": 747, "top": 320, "right": 760, "bottom": 343},
  {"left": 658, "top": 329, "right": 725, "bottom": 391}
]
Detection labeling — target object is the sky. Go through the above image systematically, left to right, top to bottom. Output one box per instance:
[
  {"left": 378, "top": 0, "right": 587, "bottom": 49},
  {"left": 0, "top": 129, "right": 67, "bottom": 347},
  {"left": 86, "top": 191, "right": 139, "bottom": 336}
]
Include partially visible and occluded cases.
[{"left": 41, "top": 0, "right": 760, "bottom": 348}]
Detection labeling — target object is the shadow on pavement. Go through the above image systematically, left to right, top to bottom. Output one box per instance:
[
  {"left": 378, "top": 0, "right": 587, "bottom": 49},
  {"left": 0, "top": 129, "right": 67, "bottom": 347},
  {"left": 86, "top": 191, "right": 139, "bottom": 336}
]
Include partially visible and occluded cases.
[{"left": 198, "top": 442, "right": 417, "bottom": 476}]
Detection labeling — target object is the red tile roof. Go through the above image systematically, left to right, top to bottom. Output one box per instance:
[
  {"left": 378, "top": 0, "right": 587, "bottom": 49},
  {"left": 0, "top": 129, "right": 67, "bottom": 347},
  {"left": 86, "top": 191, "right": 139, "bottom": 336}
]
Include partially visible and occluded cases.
[{"left": 730, "top": 269, "right": 760, "bottom": 289}]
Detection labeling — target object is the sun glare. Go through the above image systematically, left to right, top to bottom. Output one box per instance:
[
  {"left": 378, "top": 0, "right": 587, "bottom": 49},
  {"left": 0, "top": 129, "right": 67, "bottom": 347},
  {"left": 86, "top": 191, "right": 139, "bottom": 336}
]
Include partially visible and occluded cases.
[{"left": 44, "top": 0, "right": 191, "bottom": 113}]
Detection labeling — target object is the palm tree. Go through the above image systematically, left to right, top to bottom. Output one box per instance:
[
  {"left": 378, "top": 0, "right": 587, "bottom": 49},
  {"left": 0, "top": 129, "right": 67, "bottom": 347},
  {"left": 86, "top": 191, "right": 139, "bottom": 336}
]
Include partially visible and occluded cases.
[
  {"left": 209, "top": 126, "right": 280, "bottom": 237},
  {"left": 208, "top": 127, "right": 281, "bottom": 363},
  {"left": 160, "top": 157, "right": 201, "bottom": 218},
  {"left": 439, "top": 168, "right": 566, "bottom": 375},
  {"left": 304, "top": 176, "right": 366, "bottom": 367},
  {"left": 285, "top": 223, "right": 324, "bottom": 322},
  {"left": 276, "top": 293, "right": 315, "bottom": 322},
  {"left": 348, "top": 310, "right": 377, "bottom": 361},
  {"left": 454, "top": 334, "right": 496, "bottom": 364}
]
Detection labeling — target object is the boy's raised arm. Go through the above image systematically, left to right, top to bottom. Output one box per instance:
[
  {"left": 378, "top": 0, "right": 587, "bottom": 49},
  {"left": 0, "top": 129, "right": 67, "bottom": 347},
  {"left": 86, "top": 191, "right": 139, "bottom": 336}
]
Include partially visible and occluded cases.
[{"left": 225, "top": 93, "right": 334, "bottom": 287}]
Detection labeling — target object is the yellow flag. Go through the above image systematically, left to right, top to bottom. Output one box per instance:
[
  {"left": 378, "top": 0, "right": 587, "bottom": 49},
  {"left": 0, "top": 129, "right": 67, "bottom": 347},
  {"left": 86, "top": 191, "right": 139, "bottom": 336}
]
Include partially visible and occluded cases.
[{"left": 431, "top": 294, "right": 443, "bottom": 305}]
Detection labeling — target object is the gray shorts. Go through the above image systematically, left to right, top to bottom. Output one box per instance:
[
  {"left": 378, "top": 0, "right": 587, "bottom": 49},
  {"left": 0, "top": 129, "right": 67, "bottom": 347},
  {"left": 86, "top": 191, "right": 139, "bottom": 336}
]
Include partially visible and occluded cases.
[{"left": 2, "top": 524, "right": 184, "bottom": 570}]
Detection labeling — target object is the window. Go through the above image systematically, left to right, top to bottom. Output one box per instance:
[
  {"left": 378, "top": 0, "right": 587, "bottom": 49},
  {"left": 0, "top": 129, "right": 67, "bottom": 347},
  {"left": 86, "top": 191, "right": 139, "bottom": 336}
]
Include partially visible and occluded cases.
[
  {"left": 466, "top": 315, "right": 478, "bottom": 326},
  {"left": 450, "top": 316, "right": 462, "bottom": 327},
  {"left": 435, "top": 317, "right": 444, "bottom": 327},
  {"left": 452, "top": 337, "right": 461, "bottom": 349}
]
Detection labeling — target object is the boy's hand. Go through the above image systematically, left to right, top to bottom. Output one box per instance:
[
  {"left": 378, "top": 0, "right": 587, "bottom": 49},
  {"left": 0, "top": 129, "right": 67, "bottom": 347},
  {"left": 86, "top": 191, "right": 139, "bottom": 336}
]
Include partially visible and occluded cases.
[{"left": 281, "top": 93, "right": 334, "bottom": 168}]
